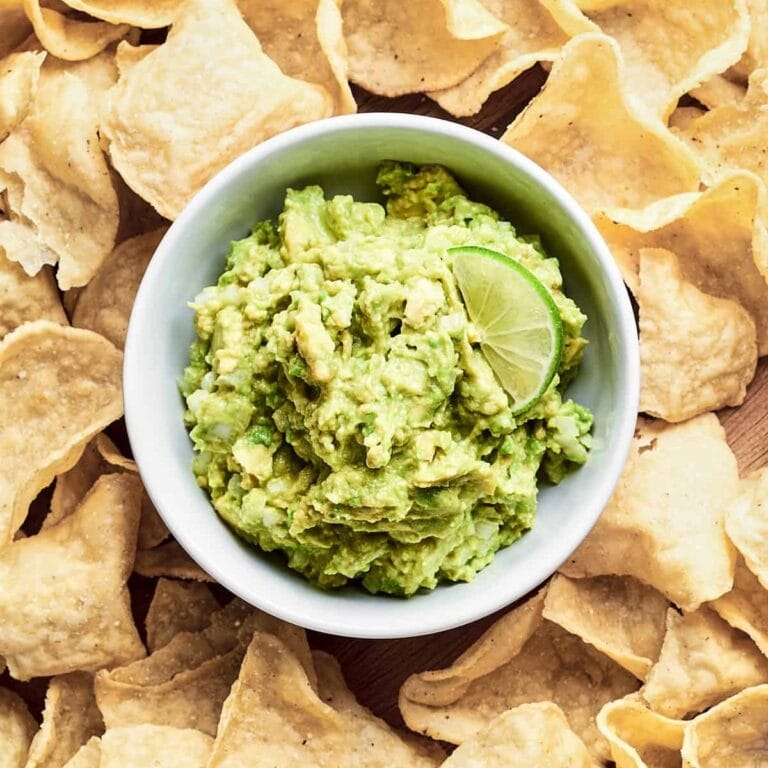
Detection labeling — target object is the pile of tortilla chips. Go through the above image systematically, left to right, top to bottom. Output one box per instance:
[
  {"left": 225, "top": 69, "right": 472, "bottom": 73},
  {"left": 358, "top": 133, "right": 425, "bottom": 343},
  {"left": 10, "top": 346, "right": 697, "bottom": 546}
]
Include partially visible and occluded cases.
[{"left": 2, "top": 0, "right": 768, "bottom": 765}]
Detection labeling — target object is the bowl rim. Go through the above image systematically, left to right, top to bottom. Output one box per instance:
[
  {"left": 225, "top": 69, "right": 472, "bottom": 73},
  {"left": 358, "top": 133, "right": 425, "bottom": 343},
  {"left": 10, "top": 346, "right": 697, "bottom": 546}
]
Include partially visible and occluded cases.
[{"left": 124, "top": 112, "right": 640, "bottom": 638}]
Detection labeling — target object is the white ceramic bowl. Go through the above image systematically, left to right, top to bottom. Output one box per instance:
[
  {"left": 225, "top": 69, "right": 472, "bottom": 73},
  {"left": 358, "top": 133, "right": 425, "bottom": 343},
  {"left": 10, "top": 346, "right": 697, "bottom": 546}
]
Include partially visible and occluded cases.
[{"left": 124, "top": 113, "right": 639, "bottom": 639}]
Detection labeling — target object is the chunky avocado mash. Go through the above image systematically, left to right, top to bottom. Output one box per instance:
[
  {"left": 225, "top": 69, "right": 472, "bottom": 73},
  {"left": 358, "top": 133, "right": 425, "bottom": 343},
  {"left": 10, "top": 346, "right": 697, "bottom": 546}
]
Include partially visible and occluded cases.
[{"left": 181, "top": 162, "right": 593, "bottom": 596}]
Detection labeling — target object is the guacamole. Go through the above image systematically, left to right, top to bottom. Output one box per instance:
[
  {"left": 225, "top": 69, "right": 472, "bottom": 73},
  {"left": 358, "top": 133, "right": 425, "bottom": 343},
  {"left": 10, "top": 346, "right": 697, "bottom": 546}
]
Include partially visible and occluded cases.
[{"left": 181, "top": 162, "right": 593, "bottom": 596}]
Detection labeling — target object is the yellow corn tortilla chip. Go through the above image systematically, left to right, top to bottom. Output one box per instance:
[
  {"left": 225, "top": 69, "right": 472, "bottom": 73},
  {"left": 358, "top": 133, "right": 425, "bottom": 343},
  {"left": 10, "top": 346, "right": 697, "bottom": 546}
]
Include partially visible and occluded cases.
[
  {"left": 22, "top": 0, "right": 128, "bottom": 61},
  {"left": 57, "top": 0, "right": 181, "bottom": 26},
  {"left": 102, "top": 0, "right": 332, "bottom": 220},
  {"left": 237, "top": 0, "right": 355, "bottom": 115},
  {"left": 343, "top": 0, "right": 506, "bottom": 96},
  {"left": 428, "top": 0, "right": 595, "bottom": 117},
  {"left": 576, "top": 0, "right": 749, "bottom": 118},
  {"left": 732, "top": 0, "right": 768, "bottom": 78},
  {"left": 0, "top": 8, "right": 31, "bottom": 60},
  {"left": 501, "top": 33, "right": 700, "bottom": 214},
  {"left": 42, "top": 45, "right": 118, "bottom": 93},
  {"left": 0, "top": 50, "right": 45, "bottom": 141},
  {"left": 689, "top": 73, "right": 747, "bottom": 109},
  {"left": 668, "top": 105, "right": 706, "bottom": 131},
  {"left": 72, "top": 228, "right": 166, "bottom": 349},
  {"left": 638, "top": 247, "right": 757, "bottom": 423},
  {"left": 0, "top": 253, "right": 66, "bottom": 340},
  {"left": 0, "top": 321, "right": 123, "bottom": 544},
  {"left": 561, "top": 415, "right": 737, "bottom": 611},
  {"left": 725, "top": 467, "right": 768, "bottom": 591},
  {"left": 0, "top": 473, "right": 145, "bottom": 679},
  {"left": 134, "top": 540, "right": 213, "bottom": 581},
  {"left": 711, "top": 554, "right": 768, "bottom": 658},
  {"left": 543, "top": 574, "right": 669, "bottom": 680},
  {"left": 145, "top": 579, "right": 219, "bottom": 653},
  {"left": 399, "top": 590, "right": 638, "bottom": 762},
  {"left": 643, "top": 607, "right": 768, "bottom": 718},
  {"left": 208, "top": 630, "right": 439, "bottom": 767},
  {"left": 24, "top": 673, "right": 103, "bottom": 768},
  {"left": 681, "top": 684, "right": 768, "bottom": 767},
  {"left": 0, "top": 688, "right": 36, "bottom": 768},
  {"left": 596, "top": 697, "right": 685, "bottom": 768},
  {"left": 441, "top": 702, "right": 598, "bottom": 767},
  {"left": 99, "top": 725, "right": 212, "bottom": 768},
  {"left": 60, "top": 739, "right": 100, "bottom": 768}
]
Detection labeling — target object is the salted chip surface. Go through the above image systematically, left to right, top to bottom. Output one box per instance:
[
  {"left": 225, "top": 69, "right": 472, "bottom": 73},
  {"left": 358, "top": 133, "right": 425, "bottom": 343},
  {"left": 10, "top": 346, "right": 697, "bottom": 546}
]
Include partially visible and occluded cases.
[
  {"left": 58, "top": 0, "right": 182, "bottom": 26},
  {"left": 102, "top": 0, "right": 332, "bottom": 220},
  {"left": 237, "top": 0, "right": 355, "bottom": 114},
  {"left": 343, "top": 0, "right": 506, "bottom": 96},
  {"left": 428, "top": 0, "right": 595, "bottom": 117},
  {"left": 577, "top": 0, "right": 749, "bottom": 117},
  {"left": 501, "top": 33, "right": 699, "bottom": 214},
  {"left": 0, "top": 50, "right": 45, "bottom": 141},
  {"left": 72, "top": 228, "right": 165, "bottom": 349},
  {"left": 638, "top": 247, "right": 757, "bottom": 422},
  {"left": 0, "top": 321, "right": 123, "bottom": 543},
  {"left": 562, "top": 415, "right": 737, "bottom": 610},
  {"left": 726, "top": 467, "right": 768, "bottom": 590},
  {"left": 0, "top": 473, "right": 145, "bottom": 679},
  {"left": 134, "top": 540, "right": 213, "bottom": 581},
  {"left": 543, "top": 574, "right": 669, "bottom": 680},
  {"left": 145, "top": 579, "right": 219, "bottom": 652},
  {"left": 399, "top": 590, "right": 638, "bottom": 761},
  {"left": 643, "top": 607, "right": 768, "bottom": 718},
  {"left": 208, "top": 631, "right": 439, "bottom": 767},
  {"left": 24, "top": 673, "right": 103, "bottom": 768},
  {"left": 681, "top": 684, "right": 768, "bottom": 767},
  {"left": 0, "top": 687, "right": 36, "bottom": 768},
  {"left": 596, "top": 697, "right": 685, "bottom": 768},
  {"left": 441, "top": 702, "right": 597, "bottom": 767},
  {"left": 100, "top": 725, "right": 212, "bottom": 768}
]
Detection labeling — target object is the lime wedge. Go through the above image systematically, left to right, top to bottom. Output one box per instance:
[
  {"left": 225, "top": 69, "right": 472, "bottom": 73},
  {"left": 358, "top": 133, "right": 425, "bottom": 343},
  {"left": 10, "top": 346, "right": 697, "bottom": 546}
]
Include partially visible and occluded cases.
[{"left": 449, "top": 245, "right": 563, "bottom": 414}]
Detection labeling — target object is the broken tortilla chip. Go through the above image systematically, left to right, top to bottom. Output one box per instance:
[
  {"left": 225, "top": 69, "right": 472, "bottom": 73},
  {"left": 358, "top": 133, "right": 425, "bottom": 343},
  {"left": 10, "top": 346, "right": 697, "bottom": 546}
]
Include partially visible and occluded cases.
[
  {"left": 58, "top": 0, "right": 181, "bottom": 27},
  {"left": 102, "top": 0, "right": 332, "bottom": 220},
  {"left": 237, "top": 0, "right": 355, "bottom": 114},
  {"left": 343, "top": 0, "right": 506, "bottom": 96},
  {"left": 428, "top": 0, "right": 595, "bottom": 117},
  {"left": 501, "top": 33, "right": 700, "bottom": 214},
  {"left": 0, "top": 50, "right": 45, "bottom": 141},
  {"left": 690, "top": 73, "right": 747, "bottom": 109},
  {"left": 638, "top": 247, "right": 757, "bottom": 422},
  {"left": 0, "top": 321, "right": 123, "bottom": 544},
  {"left": 561, "top": 415, "right": 737, "bottom": 611},
  {"left": 726, "top": 466, "right": 768, "bottom": 590},
  {"left": 0, "top": 472, "right": 145, "bottom": 679},
  {"left": 134, "top": 540, "right": 213, "bottom": 582},
  {"left": 543, "top": 573, "right": 669, "bottom": 680},
  {"left": 399, "top": 590, "right": 638, "bottom": 762},
  {"left": 642, "top": 607, "right": 768, "bottom": 718},
  {"left": 24, "top": 673, "right": 103, "bottom": 768},
  {"left": 681, "top": 684, "right": 768, "bottom": 767},
  {"left": 0, "top": 687, "right": 36, "bottom": 768},
  {"left": 596, "top": 697, "right": 685, "bottom": 768},
  {"left": 99, "top": 725, "right": 212, "bottom": 768},
  {"left": 60, "top": 739, "right": 101, "bottom": 768}
]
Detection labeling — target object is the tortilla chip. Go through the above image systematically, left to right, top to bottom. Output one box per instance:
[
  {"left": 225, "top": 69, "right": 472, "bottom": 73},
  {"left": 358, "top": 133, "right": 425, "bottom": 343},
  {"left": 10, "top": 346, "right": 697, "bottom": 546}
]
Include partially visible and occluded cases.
[
  {"left": 22, "top": 0, "right": 128, "bottom": 61},
  {"left": 57, "top": 0, "right": 181, "bottom": 26},
  {"left": 102, "top": 0, "right": 332, "bottom": 220},
  {"left": 237, "top": 0, "right": 355, "bottom": 114},
  {"left": 343, "top": 0, "right": 506, "bottom": 96},
  {"left": 428, "top": 0, "right": 595, "bottom": 117},
  {"left": 577, "top": 0, "right": 749, "bottom": 118},
  {"left": 733, "top": 0, "right": 768, "bottom": 78},
  {"left": 0, "top": 8, "right": 31, "bottom": 60},
  {"left": 501, "top": 33, "right": 700, "bottom": 214},
  {"left": 42, "top": 45, "right": 118, "bottom": 94},
  {"left": 0, "top": 50, "right": 44, "bottom": 141},
  {"left": 0, "top": 70, "right": 120, "bottom": 290},
  {"left": 689, "top": 73, "right": 747, "bottom": 109},
  {"left": 668, "top": 105, "right": 707, "bottom": 131},
  {"left": 72, "top": 228, "right": 165, "bottom": 349},
  {"left": 638, "top": 247, "right": 757, "bottom": 422},
  {"left": 0, "top": 253, "right": 66, "bottom": 340},
  {"left": 0, "top": 321, "right": 123, "bottom": 544},
  {"left": 561, "top": 415, "right": 737, "bottom": 611},
  {"left": 726, "top": 467, "right": 768, "bottom": 587},
  {"left": 0, "top": 473, "right": 145, "bottom": 679},
  {"left": 134, "top": 540, "right": 213, "bottom": 581},
  {"left": 711, "top": 554, "right": 768, "bottom": 658},
  {"left": 543, "top": 574, "right": 669, "bottom": 680},
  {"left": 145, "top": 579, "right": 219, "bottom": 653},
  {"left": 399, "top": 590, "right": 638, "bottom": 761},
  {"left": 643, "top": 607, "right": 768, "bottom": 718},
  {"left": 208, "top": 631, "right": 439, "bottom": 767},
  {"left": 24, "top": 673, "right": 103, "bottom": 768},
  {"left": 681, "top": 684, "right": 768, "bottom": 767},
  {"left": 0, "top": 687, "right": 36, "bottom": 768},
  {"left": 596, "top": 697, "right": 685, "bottom": 768},
  {"left": 100, "top": 725, "right": 212, "bottom": 768},
  {"left": 60, "top": 739, "right": 101, "bottom": 768}
]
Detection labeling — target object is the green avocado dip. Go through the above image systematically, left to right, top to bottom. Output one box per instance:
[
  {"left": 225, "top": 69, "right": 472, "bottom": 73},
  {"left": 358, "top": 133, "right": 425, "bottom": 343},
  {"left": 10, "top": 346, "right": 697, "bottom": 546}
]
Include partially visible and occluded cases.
[{"left": 181, "top": 162, "right": 593, "bottom": 596}]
